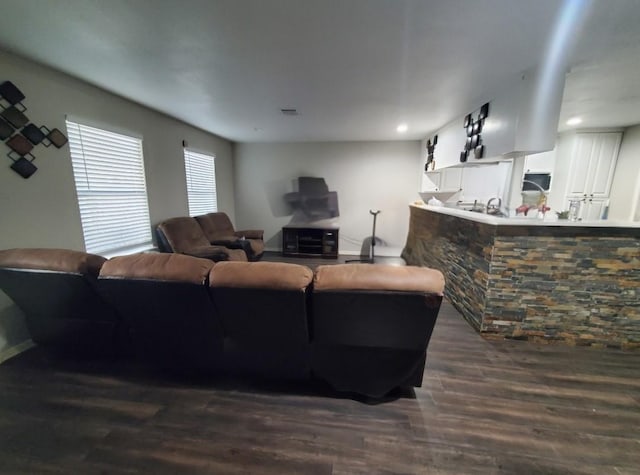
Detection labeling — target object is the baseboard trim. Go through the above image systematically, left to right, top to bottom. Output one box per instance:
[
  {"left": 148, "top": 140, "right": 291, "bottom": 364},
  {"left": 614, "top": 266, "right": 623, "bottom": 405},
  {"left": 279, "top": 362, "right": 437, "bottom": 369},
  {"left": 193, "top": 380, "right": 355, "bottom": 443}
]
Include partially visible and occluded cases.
[{"left": 0, "top": 339, "right": 35, "bottom": 365}]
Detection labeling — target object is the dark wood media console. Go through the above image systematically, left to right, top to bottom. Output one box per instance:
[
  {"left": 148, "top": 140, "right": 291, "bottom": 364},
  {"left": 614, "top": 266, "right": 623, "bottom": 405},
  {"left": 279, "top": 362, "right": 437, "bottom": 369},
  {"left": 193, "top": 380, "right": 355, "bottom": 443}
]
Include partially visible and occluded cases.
[{"left": 282, "top": 225, "right": 339, "bottom": 258}]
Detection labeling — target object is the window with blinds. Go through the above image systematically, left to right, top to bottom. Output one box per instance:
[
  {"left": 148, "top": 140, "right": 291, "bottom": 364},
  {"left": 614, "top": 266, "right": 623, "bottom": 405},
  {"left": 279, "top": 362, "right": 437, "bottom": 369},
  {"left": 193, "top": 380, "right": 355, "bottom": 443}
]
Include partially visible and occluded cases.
[
  {"left": 66, "top": 120, "right": 153, "bottom": 256},
  {"left": 184, "top": 149, "right": 218, "bottom": 216}
]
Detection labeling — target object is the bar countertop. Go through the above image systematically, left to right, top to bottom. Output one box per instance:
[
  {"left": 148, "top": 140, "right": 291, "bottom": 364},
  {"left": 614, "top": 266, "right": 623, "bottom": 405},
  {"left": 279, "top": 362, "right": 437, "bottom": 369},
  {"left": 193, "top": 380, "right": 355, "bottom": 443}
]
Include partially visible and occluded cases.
[{"left": 411, "top": 203, "right": 640, "bottom": 228}]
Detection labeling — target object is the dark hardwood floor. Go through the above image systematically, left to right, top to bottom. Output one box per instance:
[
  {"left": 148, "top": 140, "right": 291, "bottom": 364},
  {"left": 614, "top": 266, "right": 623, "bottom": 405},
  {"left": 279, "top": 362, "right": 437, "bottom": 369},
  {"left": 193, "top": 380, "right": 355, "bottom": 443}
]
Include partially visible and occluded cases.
[{"left": 1, "top": 253, "right": 639, "bottom": 474}]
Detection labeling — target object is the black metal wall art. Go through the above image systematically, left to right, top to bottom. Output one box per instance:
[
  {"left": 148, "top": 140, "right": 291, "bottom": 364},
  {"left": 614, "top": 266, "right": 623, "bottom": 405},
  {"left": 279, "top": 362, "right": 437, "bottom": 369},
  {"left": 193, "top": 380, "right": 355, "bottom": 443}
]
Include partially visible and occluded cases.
[
  {"left": 0, "top": 80, "right": 68, "bottom": 178},
  {"left": 461, "top": 102, "right": 489, "bottom": 162},
  {"left": 424, "top": 134, "right": 438, "bottom": 171}
]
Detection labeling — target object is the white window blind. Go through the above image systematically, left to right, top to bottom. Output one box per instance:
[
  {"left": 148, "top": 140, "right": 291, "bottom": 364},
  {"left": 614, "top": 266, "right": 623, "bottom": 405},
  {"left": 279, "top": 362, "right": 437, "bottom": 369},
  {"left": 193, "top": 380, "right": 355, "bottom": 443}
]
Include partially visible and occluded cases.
[
  {"left": 66, "top": 120, "right": 152, "bottom": 256},
  {"left": 184, "top": 149, "right": 218, "bottom": 216}
]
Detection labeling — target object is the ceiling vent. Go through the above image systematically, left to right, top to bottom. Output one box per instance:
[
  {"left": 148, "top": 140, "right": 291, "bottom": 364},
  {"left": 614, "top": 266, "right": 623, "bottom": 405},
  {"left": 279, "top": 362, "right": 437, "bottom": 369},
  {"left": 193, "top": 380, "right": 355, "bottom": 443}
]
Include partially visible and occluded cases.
[{"left": 280, "top": 108, "right": 299, "bottom": 116}]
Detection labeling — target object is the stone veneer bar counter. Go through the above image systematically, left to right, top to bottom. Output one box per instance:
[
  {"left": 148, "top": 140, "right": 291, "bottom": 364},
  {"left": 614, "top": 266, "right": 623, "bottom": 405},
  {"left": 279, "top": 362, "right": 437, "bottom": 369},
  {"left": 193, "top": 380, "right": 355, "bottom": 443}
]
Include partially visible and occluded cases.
[{"left": 402, "top": 204, "right": 640, "bottom": 349}]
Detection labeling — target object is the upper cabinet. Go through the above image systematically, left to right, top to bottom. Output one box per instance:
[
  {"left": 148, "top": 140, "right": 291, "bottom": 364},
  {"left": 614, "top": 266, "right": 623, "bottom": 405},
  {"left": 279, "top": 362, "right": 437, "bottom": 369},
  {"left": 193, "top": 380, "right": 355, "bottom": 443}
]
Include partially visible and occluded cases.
[
  {"left": 549, "top": 131, "right": 622, "bottom": 217},
  {"left": 565, "top": 132, "right": 621, "bottom": 199},
  {"left": 524, "top": 149, "right": 555, "bottom": 173},
  {"left": 422, "top": 167, "right": 463, "bottom": 192},
  {"left": 440, "top": 167, "right": 463, "bottom": 192}
]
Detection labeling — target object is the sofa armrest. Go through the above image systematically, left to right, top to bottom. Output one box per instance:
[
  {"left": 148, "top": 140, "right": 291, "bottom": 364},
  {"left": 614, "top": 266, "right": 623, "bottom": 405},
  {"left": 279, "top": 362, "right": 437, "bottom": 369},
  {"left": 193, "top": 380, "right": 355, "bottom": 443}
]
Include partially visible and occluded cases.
[
  {"left": 234, "top": 230, "right": 263, "bottom": 240},
  {"left": 212, "top": 239, "right": 253, "bottom": 255}
]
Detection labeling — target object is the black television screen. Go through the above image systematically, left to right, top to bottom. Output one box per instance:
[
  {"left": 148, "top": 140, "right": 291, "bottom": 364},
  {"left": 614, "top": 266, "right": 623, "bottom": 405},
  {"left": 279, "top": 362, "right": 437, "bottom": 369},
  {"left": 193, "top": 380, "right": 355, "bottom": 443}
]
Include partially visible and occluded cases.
[
  {"left": 522, "top": 173, "right": 551, "bottom": 191},
  {"left": 284, "top": 176, "right": 339, "bottom": 222}
]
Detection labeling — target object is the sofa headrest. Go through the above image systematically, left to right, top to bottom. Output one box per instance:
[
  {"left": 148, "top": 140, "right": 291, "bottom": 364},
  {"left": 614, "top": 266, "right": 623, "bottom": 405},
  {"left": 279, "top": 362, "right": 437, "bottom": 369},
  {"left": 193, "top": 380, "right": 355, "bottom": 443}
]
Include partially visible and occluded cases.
[
  {"left": 195, "top": 212, "right": 235, "bottom": 240},
  {"left": 156, "top": 217, "right": 210, "bottom": 252},
  {"left": 0, "top": 248, "right": 106, "bottom": 277},
  {"left": 100, "top": 252, "right": 214, "bottom": 285},
  {"left": 209, "top": 261, "right": 313, "bottom": 290},
  {"left": 313, "top": 264, "right": 445, "bottom": 295}
]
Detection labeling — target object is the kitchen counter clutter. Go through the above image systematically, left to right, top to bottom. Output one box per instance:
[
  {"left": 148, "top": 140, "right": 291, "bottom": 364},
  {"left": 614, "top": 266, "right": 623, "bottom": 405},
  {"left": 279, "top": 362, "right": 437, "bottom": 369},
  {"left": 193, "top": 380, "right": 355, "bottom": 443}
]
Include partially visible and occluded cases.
[{"left": 402, "top": 204, "right": 640, "bottom": 349}]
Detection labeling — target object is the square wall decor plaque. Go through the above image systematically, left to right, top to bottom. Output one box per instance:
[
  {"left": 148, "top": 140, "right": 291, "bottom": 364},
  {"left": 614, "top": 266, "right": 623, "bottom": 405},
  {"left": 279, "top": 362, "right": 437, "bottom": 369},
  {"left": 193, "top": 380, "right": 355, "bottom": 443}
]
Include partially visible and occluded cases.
[
  {"left": 0, "top": 81, "right": 26, "bottom": 105},
  {"left": 1, "top": 106, "right": 28, "bottom": 129},
  {"left": 0, "top": 117, "right": 13, "bottom": 140},
  {"left": 21, "top": 123, "right": 46, "bottom": 145},
  {"left": 47, "top": 128, "right": 68, "bottom": 148},
  {"left": 6, "top": 134, "right": 34, "bottom": 156},
  {"left": 10, "top": 156, "right": 37, "bottom": 178}
]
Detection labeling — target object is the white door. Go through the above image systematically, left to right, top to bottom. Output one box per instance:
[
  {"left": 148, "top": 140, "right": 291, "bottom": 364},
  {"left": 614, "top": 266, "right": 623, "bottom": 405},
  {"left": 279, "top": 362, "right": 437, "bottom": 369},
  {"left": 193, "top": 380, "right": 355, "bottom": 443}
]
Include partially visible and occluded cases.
[
  {"left": 589, "top": 133, "right": 621, "bottom": 199},
  {"left": 566, "top": 134, "right": 596, "bottom": 197}
]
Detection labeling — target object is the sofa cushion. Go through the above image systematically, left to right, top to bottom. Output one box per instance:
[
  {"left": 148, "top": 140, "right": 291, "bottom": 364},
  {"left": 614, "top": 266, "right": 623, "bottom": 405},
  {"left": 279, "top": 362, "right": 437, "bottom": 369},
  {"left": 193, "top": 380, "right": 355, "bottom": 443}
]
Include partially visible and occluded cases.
[
  {"left": 195, "top": 213, "right": 236, "bottom": 241},
  {"left": 157, "top": 217, "right": 211, "bottom": 253},
  {"left": 0, "top": 248, "right": 106, "bottom": 277},
  {"left": 224, "top": 249, "right": 249, "bottom": 262},
  {"left": 100, "top": 252, "right": 214, "bottom": 285},
  {"left": 209, "top": 261, "right": 312, "bottom": 290},
  {"left": 313, "top": 263, "right": 445, "bottom": 294}
]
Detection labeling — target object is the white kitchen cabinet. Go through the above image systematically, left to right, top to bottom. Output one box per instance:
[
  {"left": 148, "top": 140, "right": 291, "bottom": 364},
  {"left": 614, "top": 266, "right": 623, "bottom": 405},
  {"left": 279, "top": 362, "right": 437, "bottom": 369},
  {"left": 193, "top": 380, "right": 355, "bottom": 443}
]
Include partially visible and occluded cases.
[
  {"left": 550, "top": 131, "right": 621, "bottom": 218},
  {"left": 565, "top": 132, "right": 621, "bottom": 199},
  {"left": 524, "top": 149, "right": 555, "bottom": 173},
  {"left": 424, "top": 167, "right": 462, "bottom": 192},
  {"left": 440, "top": 167, "right": 463, "bottom": 191},
  {"left": 575, "top": 198, "right": 609, "bottom": 221}
]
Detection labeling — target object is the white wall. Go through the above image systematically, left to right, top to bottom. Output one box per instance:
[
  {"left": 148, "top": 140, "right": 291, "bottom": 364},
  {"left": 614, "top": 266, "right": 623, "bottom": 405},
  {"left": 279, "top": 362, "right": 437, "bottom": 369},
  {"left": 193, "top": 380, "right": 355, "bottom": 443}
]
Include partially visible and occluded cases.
[
  {"left": 0, "top": 50, "right": 235, "bottom": 357},
  {"left": 609, "top": 125, "right": 640, "bottom": 221},
  {"left": 234, "top": 141, "right": 421, "bottom": 256}
]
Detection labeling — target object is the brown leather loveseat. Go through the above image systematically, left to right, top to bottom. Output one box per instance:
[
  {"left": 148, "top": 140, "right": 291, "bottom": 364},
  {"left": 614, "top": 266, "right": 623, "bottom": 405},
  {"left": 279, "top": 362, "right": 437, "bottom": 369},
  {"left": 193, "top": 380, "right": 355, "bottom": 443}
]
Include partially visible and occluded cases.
[
  {"left": 156, "top": 213, "right": 264, "bottom": 262},
  {"left": 156, "top": 216, "right": 247, "bottom": 262}
]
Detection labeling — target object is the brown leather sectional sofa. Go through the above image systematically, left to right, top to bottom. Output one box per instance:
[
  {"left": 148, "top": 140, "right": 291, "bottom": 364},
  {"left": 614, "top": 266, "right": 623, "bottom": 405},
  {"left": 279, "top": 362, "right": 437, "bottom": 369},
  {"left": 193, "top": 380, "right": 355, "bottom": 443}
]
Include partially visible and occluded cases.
[
  {"left": 156, "top": 212, "right": 264, "bottom": 262},
  {"left": 0, "top": 248, "right": 444, "bottom": 397}
]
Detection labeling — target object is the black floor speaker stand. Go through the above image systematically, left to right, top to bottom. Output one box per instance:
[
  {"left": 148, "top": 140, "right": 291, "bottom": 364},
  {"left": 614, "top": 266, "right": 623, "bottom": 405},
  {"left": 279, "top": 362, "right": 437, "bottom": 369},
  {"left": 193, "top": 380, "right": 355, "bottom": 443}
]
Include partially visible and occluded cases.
[{"left": 346, "top": 209, "right": 381, "bottom": 264}]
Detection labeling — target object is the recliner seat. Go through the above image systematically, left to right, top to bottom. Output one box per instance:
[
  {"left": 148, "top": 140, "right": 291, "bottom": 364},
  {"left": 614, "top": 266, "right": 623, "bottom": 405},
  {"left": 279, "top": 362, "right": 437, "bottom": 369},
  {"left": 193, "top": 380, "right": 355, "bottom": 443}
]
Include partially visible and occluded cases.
[
  {"left": 195, "top": 212, "right": 264, "bottom": 261},
  {"left": 0, "top": 248, "right": 127, "bottom": 355},
  {"left": 98, "top": 252, "right": 224, "bottom": 371},
  {"left": 208, "top": 261, "right": 313, "bottom": 379},
  {"left": 310, "top": 264, "right": 445, "bottom": 397}
]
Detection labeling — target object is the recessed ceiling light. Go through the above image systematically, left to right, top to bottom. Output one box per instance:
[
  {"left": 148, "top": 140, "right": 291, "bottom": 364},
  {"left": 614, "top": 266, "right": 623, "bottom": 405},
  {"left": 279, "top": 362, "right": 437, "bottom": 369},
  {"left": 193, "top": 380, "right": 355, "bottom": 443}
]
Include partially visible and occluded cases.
[
  {"left": 566, "top": 117, "right": 583, "bottom": 126},
  {"left": 397, "top": 123, "right": 408, "bottom": 133}
]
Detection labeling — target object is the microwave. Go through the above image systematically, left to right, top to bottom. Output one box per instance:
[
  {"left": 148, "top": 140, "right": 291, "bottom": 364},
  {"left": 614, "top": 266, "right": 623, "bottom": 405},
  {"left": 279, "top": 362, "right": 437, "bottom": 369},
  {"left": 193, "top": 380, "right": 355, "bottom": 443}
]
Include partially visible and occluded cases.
[{"left": 522, "top": 172, "right": 551, "bottom": 191}]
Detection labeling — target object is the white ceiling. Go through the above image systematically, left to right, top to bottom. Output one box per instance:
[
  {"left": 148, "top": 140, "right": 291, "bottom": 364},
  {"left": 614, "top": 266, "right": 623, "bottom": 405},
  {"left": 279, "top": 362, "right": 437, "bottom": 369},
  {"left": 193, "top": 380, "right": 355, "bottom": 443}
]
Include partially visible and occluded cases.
[{"left": 0, "top": 0, "right": 639, "bottom": 142}]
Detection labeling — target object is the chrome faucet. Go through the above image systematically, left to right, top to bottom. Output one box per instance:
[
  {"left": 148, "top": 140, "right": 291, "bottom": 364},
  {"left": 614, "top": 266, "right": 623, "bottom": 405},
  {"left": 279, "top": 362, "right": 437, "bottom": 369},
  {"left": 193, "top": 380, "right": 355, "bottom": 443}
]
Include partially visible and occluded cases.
[
  {"left": 486, "top": 197, "right": 507, "bottom": 216},
  {"left": 487, "top": 197, "right": 502, "bottom": 210}
]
